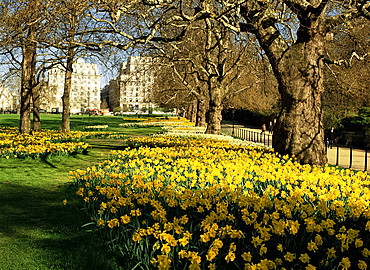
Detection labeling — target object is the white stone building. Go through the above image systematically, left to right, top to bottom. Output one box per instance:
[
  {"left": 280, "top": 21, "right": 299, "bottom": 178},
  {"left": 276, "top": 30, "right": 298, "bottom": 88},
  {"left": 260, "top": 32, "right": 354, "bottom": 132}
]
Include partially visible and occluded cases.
[
  {"left": 108, "top": 56, "right": 155, "bottom": 112},
  {"left": 47, "top": 59, "right": 101, "bottom": 113},
  {"left": 0, "top": 86, "right": 16, "bottom": 112}
]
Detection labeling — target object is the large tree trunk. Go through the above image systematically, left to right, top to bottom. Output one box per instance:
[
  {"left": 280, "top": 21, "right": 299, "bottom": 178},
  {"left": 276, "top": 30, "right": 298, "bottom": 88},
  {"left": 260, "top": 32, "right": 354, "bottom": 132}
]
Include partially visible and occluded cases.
[
  {"left": 243, "top": 2, "right": 329, "bottom": 165},
  {"left": 19, "top": 29, "right": 37, "bottom": 134},
  {"left": 272, "top": 36, "right": 327, "bottom": 165},
  {"left": 32, "top": 84, "right": 41, "bottom": 131},
  {"left": 205, "top": 84, "right": 222, "bottom": 134},
  {"left": 196, "top": 98, "right": 207, "bottom": 127},
  {"left": 190, "top": 99, "right": 197, "bottom": 123},
  {"left": 185, "top": 101, "right": 196, "bottom": 122}
]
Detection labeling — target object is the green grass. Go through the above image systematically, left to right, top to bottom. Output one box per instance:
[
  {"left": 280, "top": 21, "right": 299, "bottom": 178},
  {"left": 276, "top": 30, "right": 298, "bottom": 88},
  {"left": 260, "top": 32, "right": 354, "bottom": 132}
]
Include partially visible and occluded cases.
[
  {"left": 0, "top": 113, "right": 165, "bottom": 132},
  {"left": 0, "top": 115, "right": 165, "bottom": 270}
]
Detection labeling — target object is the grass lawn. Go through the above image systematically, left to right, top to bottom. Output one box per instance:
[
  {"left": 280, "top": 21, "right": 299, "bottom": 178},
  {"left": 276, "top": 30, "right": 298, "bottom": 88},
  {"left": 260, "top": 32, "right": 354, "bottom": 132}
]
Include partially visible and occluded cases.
[
  {"left": 0, "top": 113, "right": 167, "bottom": 133},
  {"left": 0, "top": 114, "right": 164, "bottom": 270}
]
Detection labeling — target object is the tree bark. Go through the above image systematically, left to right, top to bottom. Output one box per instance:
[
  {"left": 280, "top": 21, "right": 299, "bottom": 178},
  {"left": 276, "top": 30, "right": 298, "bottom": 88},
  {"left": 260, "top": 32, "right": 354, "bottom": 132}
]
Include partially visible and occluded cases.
[
  {"left": 241, "top": 2, "right": 329, "bottom": 165},
  {"left": 61, "top": 27, "right": 76, "bottom": 133},
  {"left": 19, "top": 28, "right": 37, "bottom": 134},
  {"left": 272, "top": 40, "right": 327, "bottom": 165},
  {"left": 61, "top": 56, "right": 73, "bottom": 133},
  {"left": 32, "top": 83, "right": 41, "bottom": 132},
  {"left": 205, "top": 84, "right": 222, "bottom": 134},
  {"left": 196, "top": 98, "right": 207, "bottom": 127},
  {"left": 190, "top": 99, "right": 197, "bottom": 123},
  {"left": 185, "top": 102, "right": 193, "bottom": 121}
]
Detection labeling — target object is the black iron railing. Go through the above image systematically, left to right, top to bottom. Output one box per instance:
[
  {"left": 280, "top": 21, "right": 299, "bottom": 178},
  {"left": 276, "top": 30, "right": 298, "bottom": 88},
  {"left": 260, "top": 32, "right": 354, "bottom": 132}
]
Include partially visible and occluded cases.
[{"left": 223, "top": 126, "right": 370, "bottom": 172}]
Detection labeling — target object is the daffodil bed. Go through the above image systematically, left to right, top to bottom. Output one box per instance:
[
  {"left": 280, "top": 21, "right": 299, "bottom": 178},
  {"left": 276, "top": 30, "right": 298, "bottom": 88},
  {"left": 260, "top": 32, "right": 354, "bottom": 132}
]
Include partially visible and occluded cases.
[
  {"left": 119, "top": 116, "right": 195, "bottom": 128},
  {"left": 0, "top": 127, "right": 126, "bottom": 159},
  {"left": 71, "top": 136, "right": 370, "bottom": 270}
]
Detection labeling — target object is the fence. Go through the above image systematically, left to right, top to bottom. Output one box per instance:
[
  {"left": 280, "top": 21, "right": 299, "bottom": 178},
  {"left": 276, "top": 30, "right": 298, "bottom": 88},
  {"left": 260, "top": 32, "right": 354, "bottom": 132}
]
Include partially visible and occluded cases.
[
  {"left": 222, "top": 125, "right": 370, "bottom": 172},
  {"left": 222, "top": 126, "right": 273, "bottom": 147},
  {"left": 327, "top": 146, "right": 370, "bottom": 172}
]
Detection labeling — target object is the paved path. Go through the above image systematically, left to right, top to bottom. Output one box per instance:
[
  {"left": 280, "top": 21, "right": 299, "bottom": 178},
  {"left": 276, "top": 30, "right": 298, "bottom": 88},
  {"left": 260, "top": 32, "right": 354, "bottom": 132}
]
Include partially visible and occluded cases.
[{"left": 221, "top": 122, "right": 369, "bottom": 172}]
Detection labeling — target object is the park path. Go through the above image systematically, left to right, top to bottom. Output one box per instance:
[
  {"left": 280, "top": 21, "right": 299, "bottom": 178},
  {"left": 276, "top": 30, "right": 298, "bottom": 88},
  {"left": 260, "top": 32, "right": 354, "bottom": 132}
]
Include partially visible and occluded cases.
[{"left": 221, "top": 121, "right": 370, "bottom": 173}]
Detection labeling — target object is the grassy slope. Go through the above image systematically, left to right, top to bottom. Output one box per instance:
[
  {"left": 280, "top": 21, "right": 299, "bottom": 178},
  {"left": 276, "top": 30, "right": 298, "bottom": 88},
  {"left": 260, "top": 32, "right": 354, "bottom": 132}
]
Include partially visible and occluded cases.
[{"left": 0, "top": 115, "right": 163, "bottom": 270}]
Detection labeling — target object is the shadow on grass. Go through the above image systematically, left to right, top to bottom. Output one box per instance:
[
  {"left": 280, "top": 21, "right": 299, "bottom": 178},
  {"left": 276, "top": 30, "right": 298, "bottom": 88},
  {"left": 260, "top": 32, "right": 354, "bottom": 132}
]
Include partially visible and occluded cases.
[
  {"left": 40, "top": 156, "right": 58, "bottom": 168},
  {"left": 0, "top": 177, "right": 122, "bottom": 270}
]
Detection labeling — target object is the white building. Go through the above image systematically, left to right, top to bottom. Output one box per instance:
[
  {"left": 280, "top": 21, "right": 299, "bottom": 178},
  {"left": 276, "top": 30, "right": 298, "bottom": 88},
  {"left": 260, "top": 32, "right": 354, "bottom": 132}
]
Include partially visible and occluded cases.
[
  {"left": 109, "top": 56, "right": 156, "bottom": 112},
  {"left": 47, "top": 59, "right": 101, "bottom": 113},
  {"left": 0, "top": 86, "right": 16, "bottom": 112}
]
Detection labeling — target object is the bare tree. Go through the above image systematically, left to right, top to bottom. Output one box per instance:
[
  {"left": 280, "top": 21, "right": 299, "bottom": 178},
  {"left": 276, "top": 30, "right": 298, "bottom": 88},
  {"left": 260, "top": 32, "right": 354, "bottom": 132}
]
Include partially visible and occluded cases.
[
  {"left": 0, "top": 0, "right": 55, "bottom": 133},
  {"left": 323, "top": 17, "right": 370, "bottom": 127},
  {"left": 151, "top": 21, "right": 258, "bottom": 132}
]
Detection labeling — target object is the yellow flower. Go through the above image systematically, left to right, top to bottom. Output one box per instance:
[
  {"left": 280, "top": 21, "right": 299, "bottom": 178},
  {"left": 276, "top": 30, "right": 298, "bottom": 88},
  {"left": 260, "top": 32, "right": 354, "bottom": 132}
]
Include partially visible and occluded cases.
[
  {"left": 62, "top": 199, "right": 67, "bottom": 205},
  {"left": 131, "top": 208, "right": 142, "bottom": 216},
  {"left": 120, "top": 215, "right": 130, "bottom": 224},
  {"left": 97, "top": 218, "right": 104, "bottom": 226},
  {"left": 287, "top": 220, "right": 300, "bottom": 235},
  {"left": 365, "top": 221, "right": 370, "bottom": 231},
  {"left": 132, "top": 233, "right": 142, "bottom": 242},
  {"left": 200, "top": 234, "right": 210, "bottom": 243},
  {"left": 314, "top": 235, "right": 323, "bottom": 246},
  {"left": 179, "top": 236, "right": 189, "bottom": 247},
  {"left": 251, "top": 236, "right": 263, "bottom": 247},
  {"left": 356, "top": 238, "right": 364, "bottom": 248},
  {"left": 307, "top": 241, "right": 318, "bottom": 252},
  {"left": 161, "top": 243, "right": 171, "bottom": 254},
  {"left": 225, "top": 243, "right": 236, "bottom": 262},
  {"left": 277, "top": 243, "right": 284, "bottom": 252},
  {"left": 260, "top": 244, "right": 267, "bottom": 255},
  {"left": 326, "top": 247, "right": 336, "bottom": 259},
  {"left": 362, "top": 248, "right": 370, "bottom": 258},
  {"left": 206, "top": 250, "right": 217, "bottom": 262},
  {"left": 225, "top": 252, "right": 235, "bottom": 263},
  {"left": 241, "top": 252, "right": 252, "bottom": 262},
  {"left": 284, "top": 252, "right": 295, "bottom": 262},
  {"left": 299, "top": 253, "right": 310, "bottom": 264},
  {"left": 157, "top": 254, "right": 171, "bottom": 270},
  {"left": 150, "top": 257, "right": 157, "bottom": 266},
  {"left": 339, "top": 257, "right": 351, "bottom": 270},
  {"left": 275, "top": 258, "right": 283, "bottom": 266},
  {"left": 358, "top": 260, "right": 367, "bottom": 270},
  {"left": 305, "top": 264, "right": 316, "bottom": 270}
]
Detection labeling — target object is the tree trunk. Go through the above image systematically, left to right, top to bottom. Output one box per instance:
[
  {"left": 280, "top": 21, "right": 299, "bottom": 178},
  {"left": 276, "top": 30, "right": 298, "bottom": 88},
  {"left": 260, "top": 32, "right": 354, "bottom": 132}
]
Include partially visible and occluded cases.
[
  {"left": 242, "top": 2, "right": 329, "bottom": 165},
  {"left": 19, "top": 29, "right": 37, "bottom": 134},
  {"left": 61, "top": 33, "right": 75, "bottom": 133},
  {"left": 272, "top": 39, "right": 327, "bottom": 165},
  {"left": 61, "top": 59, "right": 73, "bottom": 133},
  {"left": 32, "top": 84, "right": 41, "bottom": 132},
  {"left": 205, "top": 85, "right": 222, "bottom": 134},
  {"left": 196, "top": 98, "right": 207, "bottom": 127},
  {"left": 190, "top": 99, "right": 197, "bottom": 123},
  {"left": 185, "top": 103, "right": 192, "bottom": 121}
]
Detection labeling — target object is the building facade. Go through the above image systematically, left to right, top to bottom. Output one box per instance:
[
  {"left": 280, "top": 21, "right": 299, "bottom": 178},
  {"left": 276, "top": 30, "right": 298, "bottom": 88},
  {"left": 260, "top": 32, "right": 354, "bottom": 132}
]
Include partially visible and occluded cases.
[
  {"left": 108, "top": 56, "right": 155, "bottom": 112},
  {"left": 46, "top": 59, "right": 101, "bottom": 113},
  {"left": 0, "top": 86, "right": 16, "bottom": 112}
]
